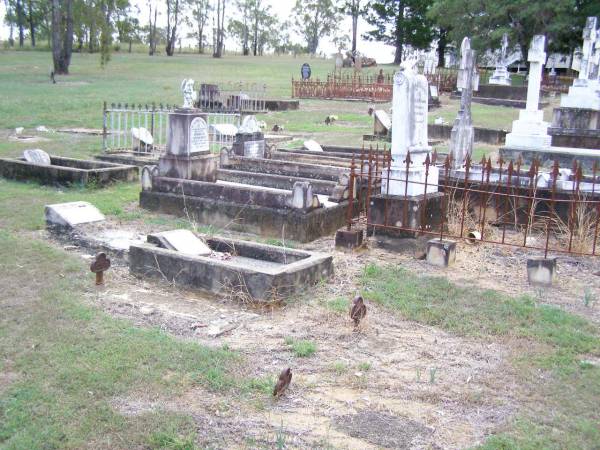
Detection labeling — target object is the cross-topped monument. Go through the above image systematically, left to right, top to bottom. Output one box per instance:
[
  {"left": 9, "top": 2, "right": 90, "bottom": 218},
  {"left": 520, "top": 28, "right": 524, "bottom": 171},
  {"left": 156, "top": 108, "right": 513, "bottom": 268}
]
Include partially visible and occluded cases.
[
  {"left": 561, "top": 17, "right": 600, "bottom": 110},
  {"left": 504, "top": 35, "right": 551, "bottom": 149},
  {"left": 450, "top": 37, "right": 478, "bottom": 169}
]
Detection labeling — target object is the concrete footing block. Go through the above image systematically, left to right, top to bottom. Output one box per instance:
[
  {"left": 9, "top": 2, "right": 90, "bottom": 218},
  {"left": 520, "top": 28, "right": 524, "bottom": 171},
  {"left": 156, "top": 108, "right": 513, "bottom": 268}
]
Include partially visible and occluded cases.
[
  {"left": 335, "top": 229, "right": 364, "bottom": 249},
  {"left": 426, "top": 239, "right": 457, "bottom": 267},
  {"left": 527, "top": 257, "right": 557, "bottom": 287}
]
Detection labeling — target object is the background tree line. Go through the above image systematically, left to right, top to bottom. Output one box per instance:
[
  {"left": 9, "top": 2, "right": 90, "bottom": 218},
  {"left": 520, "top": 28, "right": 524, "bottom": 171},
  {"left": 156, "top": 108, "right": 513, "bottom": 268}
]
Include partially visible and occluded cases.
[{"left": 3, "top": 0, "right": 600, "bottom": 73}]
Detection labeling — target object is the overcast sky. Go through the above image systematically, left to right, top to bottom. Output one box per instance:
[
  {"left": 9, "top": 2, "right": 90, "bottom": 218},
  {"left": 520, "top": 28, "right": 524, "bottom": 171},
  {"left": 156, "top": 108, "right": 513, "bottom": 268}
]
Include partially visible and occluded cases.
[{"left": 0, "top": 0, "right": 397, "bottom": 63}]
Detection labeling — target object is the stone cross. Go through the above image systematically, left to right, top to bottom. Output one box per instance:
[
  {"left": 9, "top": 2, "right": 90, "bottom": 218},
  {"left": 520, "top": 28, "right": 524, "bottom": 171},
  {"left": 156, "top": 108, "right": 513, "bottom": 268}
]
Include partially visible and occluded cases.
[
  {"left": 577, "top": 17, "right": 597, "bottom": 81},
  {"left": 500, "top": 33, "right": 509, "bottom": 63},
  {"left": 525, "top": 35, "right": 546, "bottom": 112},
  {"left": 450, "top": 37, "right": 477, "bottom": 169}
]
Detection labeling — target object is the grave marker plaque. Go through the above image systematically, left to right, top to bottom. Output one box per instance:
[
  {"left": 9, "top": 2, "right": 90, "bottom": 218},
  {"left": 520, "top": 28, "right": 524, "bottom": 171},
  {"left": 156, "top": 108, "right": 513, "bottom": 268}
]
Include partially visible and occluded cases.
[{"left": 189, "top": 117, "right": 209, "bottom": 153}]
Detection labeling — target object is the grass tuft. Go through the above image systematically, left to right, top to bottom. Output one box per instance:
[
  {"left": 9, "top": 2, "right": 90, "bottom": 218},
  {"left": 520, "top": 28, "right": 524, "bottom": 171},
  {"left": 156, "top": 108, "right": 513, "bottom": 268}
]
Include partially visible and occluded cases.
[{"left": 284, "top": 337, "right": 317, "bottom": 357}]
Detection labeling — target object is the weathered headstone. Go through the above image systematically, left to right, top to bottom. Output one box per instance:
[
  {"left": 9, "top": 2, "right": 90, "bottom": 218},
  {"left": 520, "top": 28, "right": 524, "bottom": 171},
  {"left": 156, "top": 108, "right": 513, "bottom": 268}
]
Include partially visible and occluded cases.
[
  {"left": 560, "top": 17, "right": 600, "bottom": 110},
  {"left": 489, "top": 33, "right": 512, "bottom": 86},
  {"left": 504, "top": 35, "right": 551, "bottom": 149},
  {"left": 449, "top": 37, "right": 478, "bottom": 169},
  {"left": 335, "top": 52, "right": 344, "bottom": 71},
  {"left": 381, "top": 58, "right": 438, "bottom": 197},
  {"left": 301, "top": 63, "right": 311, "bottom": 80},
  {"left": 181, "top": 78, "right": 197, "bottom": 108},
  {"left": 157, "top": 109, "right": 217, "bottom": 181},
  {"left": 373, "top": 110, "right": 391, "bottom": 136},
  {"left": 232, "top": 115, "right": 265, "bottom": 158},
  {"left": 131, "top": 127, "right": 154, "bottom": 151},
  {"left": 303, "top": 139, "right": 323, "bottom": 152},
  {"left": 23, "top": 149, "right": 51, "bottom": 165},
  {"left": 45, "top": 201, "right": 105, "bottom": 228},
  {"left": 149, "top": 229, "right": 211, "bottom": 256}
]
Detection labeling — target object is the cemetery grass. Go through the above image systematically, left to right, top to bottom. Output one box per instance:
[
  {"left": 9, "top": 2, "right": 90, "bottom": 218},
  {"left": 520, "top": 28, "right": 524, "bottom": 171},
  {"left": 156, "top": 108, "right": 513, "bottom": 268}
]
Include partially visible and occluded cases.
[
  {"left": 0, "top": 231, "right": 257, "bottom": 449},
  {"left": 360, "top": 263, "right": 600, "bottom": 449}
]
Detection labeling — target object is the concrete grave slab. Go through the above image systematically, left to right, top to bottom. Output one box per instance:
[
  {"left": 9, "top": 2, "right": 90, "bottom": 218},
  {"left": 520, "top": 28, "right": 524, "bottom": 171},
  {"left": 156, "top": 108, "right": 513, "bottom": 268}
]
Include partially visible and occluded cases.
[
  {"left": 304, "top": 139, "right": 323, "bottom": 152},
  {"left": 23, "top": 149, "right": 51, "bottom": 165},
  {"left": 45, "top": 201, "right": 105, "bottom": 228},
  {"left": 148, "top": 229, "right": 211, "bottom": 256}
]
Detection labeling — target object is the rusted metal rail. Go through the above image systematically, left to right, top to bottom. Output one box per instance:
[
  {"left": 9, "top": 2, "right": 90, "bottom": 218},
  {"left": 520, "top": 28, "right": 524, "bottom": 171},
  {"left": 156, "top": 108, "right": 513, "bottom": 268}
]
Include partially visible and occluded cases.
[{"left": 346, "top": 148, "right": 600, "bottom": 257}]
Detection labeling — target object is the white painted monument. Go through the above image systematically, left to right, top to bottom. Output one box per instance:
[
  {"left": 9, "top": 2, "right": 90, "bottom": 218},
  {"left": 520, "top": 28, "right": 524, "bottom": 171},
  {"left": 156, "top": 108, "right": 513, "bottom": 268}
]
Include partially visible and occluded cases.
[
  {"left": 560, "top": 17, "right": 600, "bottom": 110},
  {"left": 489, "top": 33, "right": 512, "bottom": 86},
  {"left": 504, "top": 35, "right": 551, "bottom": 149},
  {"left": 450, "top": 37, "right": 478, "bottom": 169},
  {"left": 381, "top": 57, "right": 438, "bottom": 197},
  {"left": 181, "top": 79, "right": 197, "bottom": 109}
]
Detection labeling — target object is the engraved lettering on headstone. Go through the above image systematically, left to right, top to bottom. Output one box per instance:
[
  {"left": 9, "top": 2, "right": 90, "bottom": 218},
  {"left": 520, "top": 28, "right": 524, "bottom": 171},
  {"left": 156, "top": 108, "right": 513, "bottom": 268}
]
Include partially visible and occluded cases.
[{"left": 189, "top": 117, "right": 209, "bottom": 153}]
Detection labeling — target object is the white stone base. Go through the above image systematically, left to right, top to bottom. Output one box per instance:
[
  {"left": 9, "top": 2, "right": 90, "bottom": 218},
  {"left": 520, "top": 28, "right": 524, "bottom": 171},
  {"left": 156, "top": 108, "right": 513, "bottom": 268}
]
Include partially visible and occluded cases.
[
  {"left": 489, "top": 67, "right": 511, "bottom": 86},
  {"left": 560, "top": 81, "right": 600, "bottom": 110},
  {"left": 505, "top": 109, "right": 551, "bottom": 149},
  {"left": 381, "top": 166, "right": 439, "bottom": 197}
]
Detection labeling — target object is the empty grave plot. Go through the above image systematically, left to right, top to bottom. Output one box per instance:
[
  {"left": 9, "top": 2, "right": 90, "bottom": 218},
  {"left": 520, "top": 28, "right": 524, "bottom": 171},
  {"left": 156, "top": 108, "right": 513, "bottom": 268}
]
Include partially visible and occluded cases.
[{"left": 0, "top": 154, "right": 137, "bottom": 186}]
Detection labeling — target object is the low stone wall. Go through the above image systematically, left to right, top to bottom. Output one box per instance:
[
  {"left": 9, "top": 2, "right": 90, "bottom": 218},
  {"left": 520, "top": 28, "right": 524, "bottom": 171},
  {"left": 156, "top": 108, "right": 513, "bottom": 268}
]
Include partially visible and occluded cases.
[
  {"left": 265, "top": 99, "right": 300, "bottom": 111},
  {"left": 428, "top": 123, "right": 507, "bottom": 145},
  {"left": 549, "top": 128, "right": 600, "bottom": 150},
  {"left": 499, "top": 146, "right": 600, "bottom": 173},
  {"left": 0, "top": 156, "right": 138, "bottom": 186},
  {"left": 217, "top": 168, "right": 337, "bottom": 195},
  {"left": 139, "top": 190, "right": 352, "bottom": 242},
  {"left": 129, "top": 237, "right": 333, "bottom": 301}
]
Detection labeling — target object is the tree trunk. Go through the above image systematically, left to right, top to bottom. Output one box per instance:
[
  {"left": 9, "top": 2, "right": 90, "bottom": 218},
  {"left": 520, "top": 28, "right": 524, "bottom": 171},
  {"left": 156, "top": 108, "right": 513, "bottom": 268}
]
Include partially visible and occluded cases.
[
  {"left": 16, "top": 0, "right": 24, "bottom": 47},
  {"left": 28, "top": 0, "right": 35, "bottom": 47},
  {"left": 51, "top": 0, "right": 73, "bottom": 74},
  {"left": 351, "top": 0, "right": 359, "bottom": 54},
  {"left": 393, "top": 1, "right": 404, "bottom": 65},
  {"left": 437, "top": 28, "right": 447, "bottom": 68}
]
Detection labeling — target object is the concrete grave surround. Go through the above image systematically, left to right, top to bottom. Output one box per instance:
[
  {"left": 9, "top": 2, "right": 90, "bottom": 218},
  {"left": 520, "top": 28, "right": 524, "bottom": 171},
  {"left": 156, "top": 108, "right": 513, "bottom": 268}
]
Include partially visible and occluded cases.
[
  {"left": 504, "top": 35, "right": 551, "bottom": 150},
  {"left": 381, "top": 62, "right": 439, "bottom": 197},
  {"left": 23, "top": 149, "right": 51, "bottom": 165},
  {"left": 0, "top": 155, "right": 138, "bottom": 186},
  {"left": 45, "top": 201, "right": 105, "bottom": 228},
  {"left": 149, "top": 229, "right": 211, "bottom": 256},
  {"left": 129, "top": 234, "right": 334, "bottom": 301}
]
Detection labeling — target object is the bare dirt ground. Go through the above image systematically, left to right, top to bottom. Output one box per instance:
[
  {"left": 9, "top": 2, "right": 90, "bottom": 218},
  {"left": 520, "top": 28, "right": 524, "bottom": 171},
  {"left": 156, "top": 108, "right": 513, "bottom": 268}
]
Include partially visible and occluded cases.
[{"left": 38, "top": 210, "right": 599, "bottom": 448}]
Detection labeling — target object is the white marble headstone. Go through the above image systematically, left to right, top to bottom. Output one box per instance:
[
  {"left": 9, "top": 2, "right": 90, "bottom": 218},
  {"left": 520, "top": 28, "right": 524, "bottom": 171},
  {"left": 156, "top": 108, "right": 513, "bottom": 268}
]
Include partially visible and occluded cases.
[
  {"left": 239, "top": 115, "right": 261, "bottom": 133},
  {"left": 189, "top": 117, "right": 209, "bottom": 153},
  {"left": 132, "top": 127, "right": 154, "bottom": 145},
  {"left": 303, "top": 139, "right": 323, "bottom": 152},
  {"left": 23, "top": 149, "right": 51, "bottom": 165},
  {"left": 45, "top": 201, "right": 105, "bottom": 228},
  {"left": 152, "top": 229, "right": 211, "bottom": 256}
]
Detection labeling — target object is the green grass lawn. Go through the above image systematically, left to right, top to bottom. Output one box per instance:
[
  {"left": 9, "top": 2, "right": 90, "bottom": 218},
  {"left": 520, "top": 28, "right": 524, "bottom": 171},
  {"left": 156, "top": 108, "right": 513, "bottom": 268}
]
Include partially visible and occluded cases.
[
  {"left": 0, "top": 49, "right": 595, "bottom": 449},
  {"left": 361, "top": 264, "right": 600, "bottom": 449}
]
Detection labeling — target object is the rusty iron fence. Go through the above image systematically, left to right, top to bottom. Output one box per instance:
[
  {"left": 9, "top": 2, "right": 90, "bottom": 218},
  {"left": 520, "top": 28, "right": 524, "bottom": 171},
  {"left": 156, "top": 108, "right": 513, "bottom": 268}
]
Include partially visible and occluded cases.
[
  {"left": 292, "top": 72, "right": 393, "bottom": 102},
  {"left": 195, "top": 81, "right": 267, "bottom": 113},
  {"left": 102, "top": 102, "right": 241, "bottom": 154},
  {"left": 346, "top": 147, "right": 600, "bottom": 257}
]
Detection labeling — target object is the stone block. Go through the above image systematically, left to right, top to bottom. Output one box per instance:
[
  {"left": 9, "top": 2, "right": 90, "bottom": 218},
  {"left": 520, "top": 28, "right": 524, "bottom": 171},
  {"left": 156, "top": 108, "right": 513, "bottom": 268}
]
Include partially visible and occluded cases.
[
  {"left": 166, "top": 109, "right": 209, "bottom": 156},
  {"left": 23, "top": 149, "right": 51, "bottom": 165},
  {"left": 158, "top": 152, "right": 217, "bottom": 181},
  {"left": 45, "top": 201, "right": 105, "bottom": 228},
  {"left": 147, "top": 229, "right": 211, "bottom": 256},
  {"left": 335, "top": 229, "right": 363, "bottom": 249},
  {"left": 426, "top": 239, "right": 456, "bottom": 267},
  {"left": 527, "top": 256, "right": 556, "bottom": 287}
]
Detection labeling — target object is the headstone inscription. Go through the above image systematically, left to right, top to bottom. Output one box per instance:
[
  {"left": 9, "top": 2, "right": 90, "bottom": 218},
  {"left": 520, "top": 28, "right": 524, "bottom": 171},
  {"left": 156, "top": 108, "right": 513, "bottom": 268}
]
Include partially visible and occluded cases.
[
  {"left": 189, "top": 117, "right": 209, "bottom": 153},
  {"left": 23, "top": 149, "right": 51, "bottom": 165}
]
